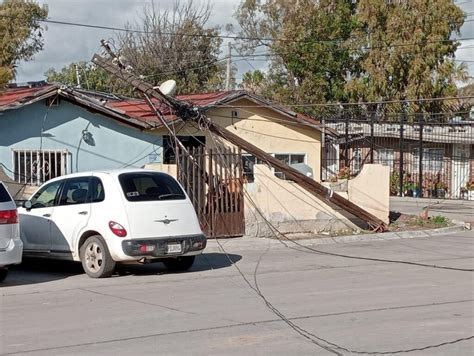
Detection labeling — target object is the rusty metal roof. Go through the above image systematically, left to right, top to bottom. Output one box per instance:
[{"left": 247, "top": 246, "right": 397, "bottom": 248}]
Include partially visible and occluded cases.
[
  {"left": 0, "top": 84, "right": 59, "bottom": 110},
  {"left": 0, "top": 85, "right": 324, "bottom": 132}
]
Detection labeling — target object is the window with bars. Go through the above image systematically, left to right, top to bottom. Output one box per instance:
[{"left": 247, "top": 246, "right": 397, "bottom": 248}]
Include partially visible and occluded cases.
[
  {"left": 351, "top": 148, "right": 362, "bottom": 174},
  {"left": 413, "top": 148, "right": 445, "bottom": 172},
  {"left": 376, "top": 149, "right": 394, "bottom": 168},
  {"left": 13, "top": 150, "right": 70, "bottom": 184},
  {"left": 242, "top": 153, "right": 306, "bottom": 182},
  {"left": 274, "top": 154, "right": 306, "bottom": 180}
]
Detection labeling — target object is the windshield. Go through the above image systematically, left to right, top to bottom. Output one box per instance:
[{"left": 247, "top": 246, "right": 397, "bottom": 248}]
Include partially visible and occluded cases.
[{"left": 118, "top": 172, "right": 186, "bottom": 202}]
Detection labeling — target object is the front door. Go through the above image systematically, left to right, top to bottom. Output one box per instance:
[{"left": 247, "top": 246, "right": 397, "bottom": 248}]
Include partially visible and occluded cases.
[
  {"left": 451, "top": 144, "right": 470, "bottom": 198},
  {"left": 50, "top": 176, "right": 92, "bottom": 253},
  {"left": 19, "top": 180, "right": 62, "bottom": 252}
]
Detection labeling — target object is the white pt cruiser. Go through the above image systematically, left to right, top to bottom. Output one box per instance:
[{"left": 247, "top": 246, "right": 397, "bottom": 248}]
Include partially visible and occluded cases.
[{"left": 19, "top": 169, "right": 206, "bottom": 278}]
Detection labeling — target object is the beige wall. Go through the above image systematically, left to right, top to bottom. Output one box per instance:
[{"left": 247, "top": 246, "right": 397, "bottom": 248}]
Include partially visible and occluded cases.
[
  {"left": 151, "top": 98, "right": 323, "bottom": 181},
  {"left": 245, "top": 164, "right": 358, "bottom": 237},
  {"left": 245, "top": 164, "right": 390, "bottom": 236},
  {"left": 348, "top": 164, "right": 390, "bottom": 224}
]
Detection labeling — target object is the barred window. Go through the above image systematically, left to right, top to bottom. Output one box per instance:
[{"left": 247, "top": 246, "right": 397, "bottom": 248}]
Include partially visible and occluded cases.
[
  {"left": 413, "top": 148, "right": 444, "bottom": 172},
  {"left": 376, "top": 149, "right": 394, "bottom": 168},
  {"left": 13, "top": 150, "right": 70, "bottom": 184},
  {"left": 242, "top": 153, "right": 306, "bottom": 182},
  {"left": 274, "top": 154, "right": 306, "bottom": 180}
]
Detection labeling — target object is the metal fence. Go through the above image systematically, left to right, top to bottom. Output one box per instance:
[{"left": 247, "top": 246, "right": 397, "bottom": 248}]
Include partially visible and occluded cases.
[{"left": 322, "top": 114, "right": 474, "bottom": 200}]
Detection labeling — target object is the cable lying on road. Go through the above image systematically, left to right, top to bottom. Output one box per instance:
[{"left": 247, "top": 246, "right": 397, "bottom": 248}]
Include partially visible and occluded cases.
[
  {"left": 205, "top": 130, "right": 474, "bottom": 355},
  {"left": 232, "top": 162, "right": 474, "bottom": 273}
]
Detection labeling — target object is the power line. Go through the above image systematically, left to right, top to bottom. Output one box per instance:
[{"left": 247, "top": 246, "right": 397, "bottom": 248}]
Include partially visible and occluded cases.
[
  {"left": 2, "top": 15, "right": 474, "bottom": 50},
  {"left": 217, "top": 95, "right": 474, "bottom": 109},
  {"left": 204, "top": 127, "right": 474, "bottom": 355}
]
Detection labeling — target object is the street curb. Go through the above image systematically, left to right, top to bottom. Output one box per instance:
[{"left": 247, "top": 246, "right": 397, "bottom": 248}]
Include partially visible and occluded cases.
[{"left": 205, "top": 223, "right": 469, "bottom": 252}]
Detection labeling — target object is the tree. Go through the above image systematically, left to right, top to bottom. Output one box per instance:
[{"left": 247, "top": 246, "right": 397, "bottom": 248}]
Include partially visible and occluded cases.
[
  {"left": 0, "top": 0, "right": 48, "bottom": 88},
  {"left": 114, "top": 0, "right": 225, "bottom": 96},
  {"left": 235, "top": 0, "right": 358, "bottom": 113},
  {"left": 235, "top": 0, "right": 468, "bottom": 118},
  {"left": 346, "top": 0, "right": 467, "bottom": 116},
  {"left": 45, "top": 62, "right": 110, "bottom": 92},
  {"left": 240, "top": 69, "right": 266, "bottom": 94}
]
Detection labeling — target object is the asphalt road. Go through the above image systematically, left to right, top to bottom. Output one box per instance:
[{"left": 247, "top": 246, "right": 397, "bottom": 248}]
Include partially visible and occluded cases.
[{"left": 1, "top": 231, "right": 473, "bottom": 355}]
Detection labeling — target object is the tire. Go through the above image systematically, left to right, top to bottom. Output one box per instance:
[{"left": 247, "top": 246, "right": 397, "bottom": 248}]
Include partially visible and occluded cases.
[
  {"left": 80, "top": 235, "right": 116, "bottom": 278},
  {"left": 163, "top": 256, "right": 195, "bottom": 272},
  {"left": 0, "top": 268, "right": 8, "bottom": 282}
]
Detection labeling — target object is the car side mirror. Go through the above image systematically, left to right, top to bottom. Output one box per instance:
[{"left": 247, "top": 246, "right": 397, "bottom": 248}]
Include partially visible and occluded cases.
[{"left": 23, "top": 200, "right": 32, "bottom": 210}]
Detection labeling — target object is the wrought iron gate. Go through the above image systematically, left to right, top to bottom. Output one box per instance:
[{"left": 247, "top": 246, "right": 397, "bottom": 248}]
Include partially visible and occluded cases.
[{"left": 177, "top": 146, "right": 245, "bottom": 238}]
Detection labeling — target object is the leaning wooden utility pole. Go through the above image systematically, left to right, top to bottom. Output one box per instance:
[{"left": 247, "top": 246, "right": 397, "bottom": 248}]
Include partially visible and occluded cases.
[{"left": 91, "top": 49, "right": 387, "bottom": 232}]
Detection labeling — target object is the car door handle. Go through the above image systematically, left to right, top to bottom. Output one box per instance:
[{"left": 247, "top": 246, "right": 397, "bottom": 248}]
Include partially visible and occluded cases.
[
  {"left": 78, "top": 211, "right": 88, "bottom": 215},
  {"left": 43, "top": 213, "right": 51, "bottom": 218}
]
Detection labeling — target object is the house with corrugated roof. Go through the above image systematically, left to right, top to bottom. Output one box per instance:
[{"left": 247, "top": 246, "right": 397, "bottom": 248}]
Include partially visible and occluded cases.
[
  {"left": 0, "top": 82, "right": 328, "bottom": 186},
  {"left": 1, "top": 82, "right": 360, "bottom": 237}
]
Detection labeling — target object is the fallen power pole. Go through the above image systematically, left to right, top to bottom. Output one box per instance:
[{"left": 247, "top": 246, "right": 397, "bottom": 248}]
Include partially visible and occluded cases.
[{"left": 92, "top": 51, "right": 388, "bottom": 232}]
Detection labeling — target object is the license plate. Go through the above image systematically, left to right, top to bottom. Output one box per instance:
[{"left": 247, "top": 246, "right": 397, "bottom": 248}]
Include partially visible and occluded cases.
[{"left": 166, "top": 243, "right": 182, "bottom": 254}]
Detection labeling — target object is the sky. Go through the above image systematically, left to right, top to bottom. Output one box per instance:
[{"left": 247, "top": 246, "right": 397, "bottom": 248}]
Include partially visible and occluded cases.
[{"left": 14, "top": 0, "right": 474, "bottom": 85}]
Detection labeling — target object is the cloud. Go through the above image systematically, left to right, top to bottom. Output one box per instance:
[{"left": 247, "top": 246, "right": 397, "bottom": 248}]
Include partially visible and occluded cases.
[
  {"left": 14, "top": 0, "right": 474, "bottom": 85},
  {"left": 15, "top": 0, "right": 244, "bottom": 83}
]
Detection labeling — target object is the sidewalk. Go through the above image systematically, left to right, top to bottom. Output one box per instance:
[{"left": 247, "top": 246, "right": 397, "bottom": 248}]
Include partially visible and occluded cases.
[{"left": 390, "top": 197, "right": 474, "bottom": 224}]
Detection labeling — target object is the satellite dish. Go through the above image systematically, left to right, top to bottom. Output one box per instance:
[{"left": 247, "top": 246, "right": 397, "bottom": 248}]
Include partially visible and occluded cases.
[{"left": 157, "top": 79, "right": 177, "bottom": 96}]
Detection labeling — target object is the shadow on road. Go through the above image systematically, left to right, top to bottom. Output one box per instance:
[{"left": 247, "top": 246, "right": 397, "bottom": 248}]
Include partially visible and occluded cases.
[
  {"left": 115, "top": 252, "right": 242, "bottom": 276},
  {"left": 2, "top": 253, "right": 242, "bottom": 286},
  {"left": 2, "top": 258, "right": 84, "bottom": 287}
]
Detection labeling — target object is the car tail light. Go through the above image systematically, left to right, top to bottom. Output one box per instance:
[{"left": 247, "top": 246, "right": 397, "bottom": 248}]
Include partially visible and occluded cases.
[
  {"left": 0, "top": 209, "right": 18, "bottom": 224},
  {"left": 109, "top": 221, "right": 127, "bottom": 237},
  {"left": 139, "top": 244, "right": 155, "bottom": 253}
]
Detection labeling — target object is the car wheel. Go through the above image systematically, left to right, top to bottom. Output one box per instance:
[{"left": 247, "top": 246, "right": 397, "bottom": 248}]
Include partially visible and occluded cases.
[
  {"left": 80, "top": 235, "right": 116, "bottom": 278},
  {"left": 163, "top": 256, "right": 195, "bottom": 272},
  {"left": 0, "top": 268, "right": 8, "bottom": 282}
]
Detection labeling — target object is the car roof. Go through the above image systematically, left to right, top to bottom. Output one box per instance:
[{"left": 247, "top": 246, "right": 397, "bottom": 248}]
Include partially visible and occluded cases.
[{"left": 45, "top": 169, "right": 171, "bottom": 183}]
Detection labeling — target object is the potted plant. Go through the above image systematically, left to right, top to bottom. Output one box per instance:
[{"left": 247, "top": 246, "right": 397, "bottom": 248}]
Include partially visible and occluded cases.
[
  {"left": 337, "top": 167, "right": 350, "bottom": 180},
  {"left": 390, "top": 171, "right": 400, "bottom": 196},
  {"left": 425, "top": 179, "right": 434, "bottom": 197},
  {"left": 435, "top": 181, "right": 447, "bottom": 198},
  {"left": 466, "top": 181, "right": 474, "bottom": 201},
  {"left": 404, "top": 182, "right": 417, "bottom": 197},
  {"left": 413, "top": 185, "right": 421, "bottom": 198}
]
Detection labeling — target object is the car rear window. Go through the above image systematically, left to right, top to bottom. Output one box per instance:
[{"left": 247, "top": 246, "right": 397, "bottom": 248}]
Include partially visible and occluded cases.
[
  {"left": 118, "top": 172, "right": 186, "bottom": 202},
  {"left": 0, "top": 184, "right": 12, "bottom": 203}
]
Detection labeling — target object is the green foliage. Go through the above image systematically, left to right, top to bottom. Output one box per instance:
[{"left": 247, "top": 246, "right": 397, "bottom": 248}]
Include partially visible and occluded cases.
[
  {"left": 0, "top": 0, "right": 48, "bottom": 88},
  {"left": 235, "top": 0, "right": 468, "bottom": 117},
  {"left": 235, "top": 0, "right": 357, "bottom": 114},
  {"left": 346, "top": 0, "right": 467, "bottom": 115},
  {"left": 45, "top": 1, "right": 226, "bottom": 96},
  {"left": 45, "top": 62, "right": 110, "bottom": 92},
  {"left": 240, "top": 69, "right": 266, "bottom": 94},
  {"left": 390, "top": 171, "right": 400, "bottom": 195},
  {"left": 414, "top": 215, "right": 448, "bottom": 227},
  {"left": 431, "top": 215, "right": 448, "bottom": 225}
]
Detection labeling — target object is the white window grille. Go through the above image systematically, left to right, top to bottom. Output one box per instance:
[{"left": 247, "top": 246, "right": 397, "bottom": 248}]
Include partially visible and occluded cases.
[
  {"left": 351, "top": 148, "right": 362, "bottom": 174},
  {"left": 413, "top": 148, "right": 444, "bottom": 172},
  {"left": 12, "top": 149, "right": 70, "bottom": 185},
  {"left": 376, "top": 149, "right": 394, "bottom": 168}
]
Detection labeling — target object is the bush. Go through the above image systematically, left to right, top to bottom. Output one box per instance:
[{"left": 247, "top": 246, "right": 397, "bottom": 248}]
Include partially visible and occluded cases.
[{"left": 432, "top": 215, "right": 447, "bottom": 225}]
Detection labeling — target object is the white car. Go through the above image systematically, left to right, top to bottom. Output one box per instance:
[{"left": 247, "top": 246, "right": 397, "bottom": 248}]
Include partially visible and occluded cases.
[
  {"left": 19, "top": 169, "right": 206, "bottom": 278},
  {"left": 0, "top": 181, "right": 23, "bottom": 282}
]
